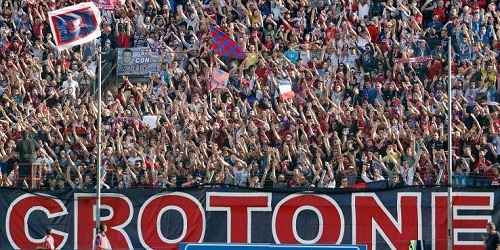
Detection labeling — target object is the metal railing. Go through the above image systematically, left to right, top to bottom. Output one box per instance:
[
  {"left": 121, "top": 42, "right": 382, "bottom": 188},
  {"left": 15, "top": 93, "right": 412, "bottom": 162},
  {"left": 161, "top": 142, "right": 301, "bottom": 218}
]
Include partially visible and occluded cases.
[{"left": 13, "top": 163, "right": 42, "bottom": 189}]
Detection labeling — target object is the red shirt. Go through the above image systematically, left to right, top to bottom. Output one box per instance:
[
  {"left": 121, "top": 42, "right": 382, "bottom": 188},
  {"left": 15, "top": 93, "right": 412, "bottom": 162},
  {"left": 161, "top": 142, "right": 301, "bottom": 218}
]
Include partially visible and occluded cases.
[
  {"left": 343, "top": 0, "right": 358, "bottom": 11},
  {"left": 467, "top": 0, "right": 487, "bottom": 9},
  {"left": 433, "top": 8, "right": 446, "bottom": 23},
  {"left": 32, "top": 23, "right": 45, "bottom": 40},
  {"left": 367, "top": 25, "right": 379, "bottom": 42},
  {"left": 324, "top": 27, "right": 338, "bottom": 42},
  {"left": 117, "top": 34, "right": 130, "bottom": 48},
  {"left": 264, "top": 41, "right": 274, "bottom": 51},
  {"left": 56, "top": 59, "right": 71, "bottom": 69},
  {"left": 427, "top": 60, "right": 442, "bottom": 79},
  {"left": 255, "top": 67, "right": 268, "bottom": 83},
  {"left": 476, "top": 158, "right": 492, "bottom": 177},
  {"left": 491, "top": 175, "right": 500, "bottom": 185}
]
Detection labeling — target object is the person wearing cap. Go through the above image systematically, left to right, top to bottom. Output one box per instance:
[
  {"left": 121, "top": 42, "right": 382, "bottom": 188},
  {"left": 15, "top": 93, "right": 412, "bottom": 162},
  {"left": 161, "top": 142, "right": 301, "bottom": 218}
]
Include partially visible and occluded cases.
[
  {"left": 100, "top": 23, "right": 117, "bottom": 49},
  {"left": 101, "top": 38, "right": 116, "bottom": 84},
  {"left": 101, "top": 39, "right": 115, "bottom": 73},
  {"left": 389, "top": 148, "right": 422, "bottom": 186},
  {"left": 227, "top": 155, "right": 248, "bottom": 186},
  {"left": 36, "top": 228, "right": 55, "bottom": 250}
]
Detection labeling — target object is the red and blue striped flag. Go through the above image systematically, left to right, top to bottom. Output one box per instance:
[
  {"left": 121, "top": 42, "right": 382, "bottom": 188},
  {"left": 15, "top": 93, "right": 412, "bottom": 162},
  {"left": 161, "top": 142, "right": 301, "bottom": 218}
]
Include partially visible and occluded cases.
[
  {"left": 48, "top": 2, "right": 102, "bottom": 49},
  {"left": 210, "top": 26, "right": 247, "bottom": 60}
]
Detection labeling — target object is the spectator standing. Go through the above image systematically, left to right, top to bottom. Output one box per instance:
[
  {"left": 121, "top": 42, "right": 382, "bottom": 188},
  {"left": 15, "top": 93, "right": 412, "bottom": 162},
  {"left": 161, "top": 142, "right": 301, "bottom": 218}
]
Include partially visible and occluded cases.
[
  {"left": 13, "top": 130, "right": 41, "bottom": 185},
  {"left": 482, "top": 222, "right": 500, "bottom": 250},
  {"left": 94, "top": 224, "right": 111, "bottom": 250},
  {"left": 36, "top": 228, "right": 55, "bottom": 250}
]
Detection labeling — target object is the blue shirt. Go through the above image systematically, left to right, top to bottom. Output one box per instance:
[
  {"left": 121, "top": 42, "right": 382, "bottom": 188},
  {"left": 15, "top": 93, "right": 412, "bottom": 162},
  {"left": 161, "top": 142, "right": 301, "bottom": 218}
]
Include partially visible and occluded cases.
[
  {"left": 427, "top": 21, "right": 443, "bottom": 30},
  {"left": 284, "top": 50, "right": 299, "bottom": 64}
]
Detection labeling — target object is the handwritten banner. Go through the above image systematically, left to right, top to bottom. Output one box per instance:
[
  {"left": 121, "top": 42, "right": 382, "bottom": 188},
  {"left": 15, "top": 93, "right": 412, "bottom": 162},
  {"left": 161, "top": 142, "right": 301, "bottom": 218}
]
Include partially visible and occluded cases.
[{"left": 117, "top": 48, "right": 161, "bottom": 76}]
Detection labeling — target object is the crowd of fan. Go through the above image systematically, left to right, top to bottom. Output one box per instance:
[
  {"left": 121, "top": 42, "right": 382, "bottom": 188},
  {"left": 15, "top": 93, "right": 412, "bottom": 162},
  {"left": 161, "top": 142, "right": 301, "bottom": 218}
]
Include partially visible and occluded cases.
[{"left": 0, "top": 0, "right": 499, "bottom": 190}]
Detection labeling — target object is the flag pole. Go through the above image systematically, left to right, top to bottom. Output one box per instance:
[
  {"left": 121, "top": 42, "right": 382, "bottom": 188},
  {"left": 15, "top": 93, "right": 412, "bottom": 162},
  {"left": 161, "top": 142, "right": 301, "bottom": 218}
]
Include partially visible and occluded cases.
[
  {"left": 447, "top": 36, "right": 453, "bottom": 250},
  {"left": 96, "top": 45, "right": 102, "bottom": 231},
  {"left": 209, "top": 90, "right": 213, "bottom": 111}
]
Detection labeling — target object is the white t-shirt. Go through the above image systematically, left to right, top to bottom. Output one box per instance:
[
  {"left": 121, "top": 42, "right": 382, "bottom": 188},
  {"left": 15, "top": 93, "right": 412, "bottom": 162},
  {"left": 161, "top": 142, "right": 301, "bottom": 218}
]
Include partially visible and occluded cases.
[
  {"left": 358, "top": 2, "right": 371, "bottom": 19},
  {"left": 272, "top": 6, "right": 285, "bottom": 21},
  {"left": 356, "top": 36, "right": 369, "bottom": 48},
  {"left": 329, "top": 52, "right": 339, "bottom": 65},
  {"left": 87, "top": 61, "right": 97, "bottom": 74},
  {"left": 62, "top": 79, "right": 79, "bottom": 98},
  {"left": 127, "top": 156, "right": 142, "bottom": 166},
  {"left": 36, "top": 157, "right": 55, "bottom": 172},
  {"left": 399, "top": 165, "right": 415, "bottom": 185},
  {"left": 232, "top": 167, "right": 248, "bottom": 186},
  {"left": 122, "top": 172, "right": 131, "bottom": 188},
  {"left": 323, "top": 180, "right": 336, "bottom": 188}
]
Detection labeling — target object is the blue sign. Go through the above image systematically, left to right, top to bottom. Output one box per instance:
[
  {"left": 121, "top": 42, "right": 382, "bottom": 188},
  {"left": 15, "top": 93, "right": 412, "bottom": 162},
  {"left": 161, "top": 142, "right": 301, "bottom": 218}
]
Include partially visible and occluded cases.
[{"left": 178, "top": 243, "right": 367, "bottom": 250}]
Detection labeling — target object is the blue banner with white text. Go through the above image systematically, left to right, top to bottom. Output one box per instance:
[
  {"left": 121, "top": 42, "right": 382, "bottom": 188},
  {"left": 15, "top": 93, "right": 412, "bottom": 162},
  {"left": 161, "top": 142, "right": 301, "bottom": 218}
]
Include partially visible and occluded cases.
[{"left": 0, "top": 187, "right": 498, "bottom": 250}]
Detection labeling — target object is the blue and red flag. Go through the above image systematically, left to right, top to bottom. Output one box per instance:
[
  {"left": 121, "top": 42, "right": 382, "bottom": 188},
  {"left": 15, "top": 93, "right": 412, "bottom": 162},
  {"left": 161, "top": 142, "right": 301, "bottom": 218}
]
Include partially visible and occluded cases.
[
  {"left": 48, "top": 2, "right": 102, "bottom": 49},
  {"left": 210, "top": 26, "right": 247, "bottom": 60},
  {"left": 211, "top": 67, "right": 229, "bottom": 91}
]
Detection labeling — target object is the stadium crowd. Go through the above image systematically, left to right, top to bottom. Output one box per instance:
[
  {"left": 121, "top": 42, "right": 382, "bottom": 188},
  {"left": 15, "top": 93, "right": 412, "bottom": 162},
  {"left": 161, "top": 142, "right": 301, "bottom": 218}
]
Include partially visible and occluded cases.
[{"left": 0, "top": 0, "right": 499, "bottom": 190}]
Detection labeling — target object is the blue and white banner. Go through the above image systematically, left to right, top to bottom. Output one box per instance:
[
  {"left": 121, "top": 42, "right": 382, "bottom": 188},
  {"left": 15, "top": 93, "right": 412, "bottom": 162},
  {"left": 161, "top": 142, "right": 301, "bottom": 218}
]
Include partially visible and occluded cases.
[
  {"left": 48, "top": 2, "right": 102, "bottom": 49},
  {"left": 116, "top": 48, "right": 161, "bottom": 76}
]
